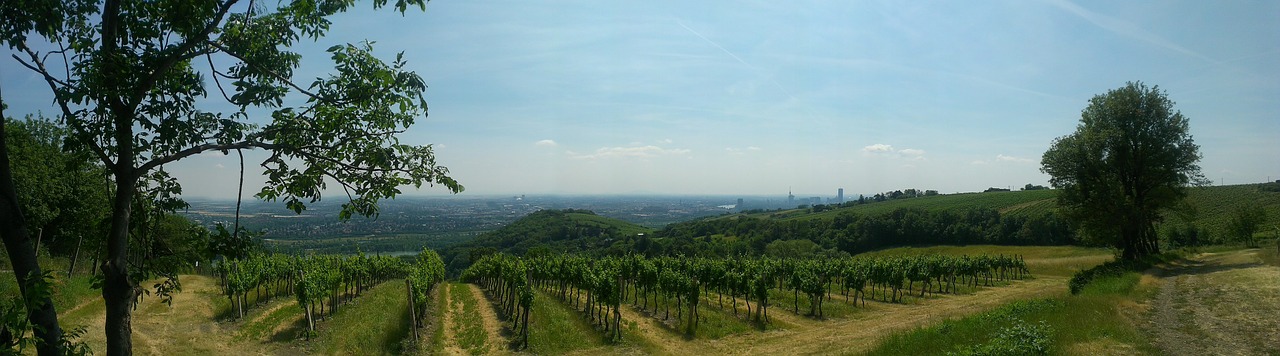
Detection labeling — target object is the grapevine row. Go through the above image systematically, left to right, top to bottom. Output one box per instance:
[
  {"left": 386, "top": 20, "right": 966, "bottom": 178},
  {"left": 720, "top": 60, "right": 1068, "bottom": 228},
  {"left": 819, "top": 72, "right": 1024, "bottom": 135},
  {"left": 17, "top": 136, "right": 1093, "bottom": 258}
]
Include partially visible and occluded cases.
[
  {"left": 215, "top": 249, "right": 449, "bottom": 336},
  {"left": 463, "top": 253, "right": 1029, "bottom": 340}
]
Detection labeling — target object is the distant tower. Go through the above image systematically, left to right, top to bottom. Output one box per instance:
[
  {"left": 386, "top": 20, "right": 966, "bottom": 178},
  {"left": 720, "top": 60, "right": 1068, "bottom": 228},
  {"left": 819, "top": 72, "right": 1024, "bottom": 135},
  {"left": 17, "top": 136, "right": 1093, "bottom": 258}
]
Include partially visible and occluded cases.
[
  {"left": 788, "top": 187, "right": 795, "bottom": 206},
  {"left": 838, "top": 188, "right": 844, "bottom": 204},
  {"left": 737, "top": 198, "right": 744, "bottom": 210}
]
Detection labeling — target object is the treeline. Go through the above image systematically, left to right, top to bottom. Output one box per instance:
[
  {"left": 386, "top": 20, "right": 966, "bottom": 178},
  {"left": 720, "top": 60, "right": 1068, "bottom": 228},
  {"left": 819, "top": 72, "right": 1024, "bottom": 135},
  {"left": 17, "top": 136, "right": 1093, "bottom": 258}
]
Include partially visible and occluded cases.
[
  {"left": 442, "top": 207, "right": 1075, "bottom": 275},
  {"left": 629, "top": 207, "right": 1077, "bottom": 258},
  {"left": 442, "top": 210, "right": 645, "bottom": 273}
]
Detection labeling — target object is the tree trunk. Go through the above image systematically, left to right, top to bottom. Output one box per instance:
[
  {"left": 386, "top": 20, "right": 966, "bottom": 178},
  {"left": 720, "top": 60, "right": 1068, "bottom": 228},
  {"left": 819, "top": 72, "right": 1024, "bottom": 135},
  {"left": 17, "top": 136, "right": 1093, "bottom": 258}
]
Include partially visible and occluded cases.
[
  {"left": 0, "top": 108, "right": 66, "bottom": 355},
  {"left": 103, "top": 174, "right": 138, "bottom": 355},
  {"left": 68, "top": 234, "right": 84, "bottom": 278}
]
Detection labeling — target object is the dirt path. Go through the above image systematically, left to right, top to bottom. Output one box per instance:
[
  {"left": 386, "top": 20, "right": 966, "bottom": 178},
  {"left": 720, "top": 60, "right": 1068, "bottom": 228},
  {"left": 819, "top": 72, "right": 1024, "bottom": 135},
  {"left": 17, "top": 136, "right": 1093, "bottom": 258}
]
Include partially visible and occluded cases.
[
  {"left": 1142, "top": 249, "right": 1280, "bottom": 355},
  {"left": 71, "top": 275, "right": 287, "bottom": 355},
  {"left": 701, "top": 276, "right": 1065, "bottom": 355},
  {"left": 572, "top": 277, "right": 1063, "bottom": 355},
  {"left": 439, "top": 283, "right": 467, "bottom": 355},
  {"left": 466, "top": 283, "right": 511, "bottom": 354}
]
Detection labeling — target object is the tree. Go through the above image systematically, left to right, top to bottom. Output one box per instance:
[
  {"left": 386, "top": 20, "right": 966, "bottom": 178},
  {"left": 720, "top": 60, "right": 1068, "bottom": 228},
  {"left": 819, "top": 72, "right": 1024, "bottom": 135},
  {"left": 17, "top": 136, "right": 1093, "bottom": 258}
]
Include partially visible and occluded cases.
[
  {"left": 1, "top": 1, "right": 460, "bottom": 354},
  {"left": 1041, "top": 81, "right": 1204, "bottom": 260},
  {"left": 1227, "top": 206, "right": 1266, "bottom": 248}
]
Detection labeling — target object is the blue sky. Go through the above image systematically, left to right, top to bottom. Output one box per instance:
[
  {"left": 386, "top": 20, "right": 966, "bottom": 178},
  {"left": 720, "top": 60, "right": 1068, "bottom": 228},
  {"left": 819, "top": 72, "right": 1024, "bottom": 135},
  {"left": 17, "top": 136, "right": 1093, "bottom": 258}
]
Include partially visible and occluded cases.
[{"left": 2, "top": 0, "right": 1278, "bottom": 198}]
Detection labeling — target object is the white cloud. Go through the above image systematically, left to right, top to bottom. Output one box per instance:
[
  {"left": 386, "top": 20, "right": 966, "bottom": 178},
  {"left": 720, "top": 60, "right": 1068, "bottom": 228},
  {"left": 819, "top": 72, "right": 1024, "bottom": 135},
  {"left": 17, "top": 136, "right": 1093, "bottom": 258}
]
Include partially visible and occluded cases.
[
  {"left": 659, "top": 138, "right": 673, "bottom": 144},
  {"left": 535, "top": 139, "right": 558, "bottom": 147},
  {"left": 862, "top": 143, "right": 894, "bottom": 153},
  {"left": 864, "top": 144, "right": 925, "bottom": 160},
  {"left": 572, "top": 145, "right": 691, "bottom": 159},
  {"left": 725, "top": 146, "right": 762, "bottom": 155},
  {"left": 899, "top": 148, "right": 925, "bottom": 156},
  {"left": 973, "top": 154, "right": 1033, "bottom": 165},
  {"left": 996, "top": 154, "right": 1034, "bottom": 163},
  {"left": 215, "top": 163, "right": 225, "bottom": 169}
]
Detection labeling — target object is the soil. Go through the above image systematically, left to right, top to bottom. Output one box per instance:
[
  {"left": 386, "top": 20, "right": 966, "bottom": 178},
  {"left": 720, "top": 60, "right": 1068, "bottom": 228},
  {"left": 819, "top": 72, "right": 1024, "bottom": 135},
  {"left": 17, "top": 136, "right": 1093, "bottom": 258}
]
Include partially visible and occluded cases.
[
  {"left": 1141, "top": 249, "right": 1280, "bottom": 355},
  {"left": 69, "top": 275, "right": 304, "bottom": 355},
  {"left": 564, "top": 277, "right": 1065, "bottom": 355},
  {"left": 439, "top": 283, "right": 466, "bottom": 355},
  {"left": 465, "top": 283, "right": 512, "bottom": 354}
]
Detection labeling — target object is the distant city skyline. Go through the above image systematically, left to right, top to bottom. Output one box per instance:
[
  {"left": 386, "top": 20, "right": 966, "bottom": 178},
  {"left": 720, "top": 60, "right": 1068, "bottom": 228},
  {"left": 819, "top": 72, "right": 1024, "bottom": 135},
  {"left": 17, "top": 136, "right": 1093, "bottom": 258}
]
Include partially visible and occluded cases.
[{"left": 3, "top": 1, "right": 1277, "bottom": 199}]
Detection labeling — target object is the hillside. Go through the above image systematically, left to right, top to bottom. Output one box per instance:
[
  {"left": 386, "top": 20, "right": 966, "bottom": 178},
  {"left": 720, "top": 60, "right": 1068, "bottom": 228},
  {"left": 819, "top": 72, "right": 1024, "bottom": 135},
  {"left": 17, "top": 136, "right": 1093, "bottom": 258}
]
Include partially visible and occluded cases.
[
  {"left": 642, "top": 184, "right": 1280, "bottom": 258},
  {"left": 1171, "top": 184, "right": 1280, "bottom": 240},
  {"left": 739, "top": 189, "right": 1057, "bottom": 221},
  {"left": 441, "top": 209, "right": 653, "bottom": 271}
]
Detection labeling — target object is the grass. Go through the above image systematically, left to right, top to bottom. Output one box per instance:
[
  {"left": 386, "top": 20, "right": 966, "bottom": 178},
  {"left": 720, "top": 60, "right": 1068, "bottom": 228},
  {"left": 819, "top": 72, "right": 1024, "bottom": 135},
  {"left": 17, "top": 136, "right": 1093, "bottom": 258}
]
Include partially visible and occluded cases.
[
  {"left": 744, "top": 189, "right": 1059, "bottom": 221},
  {"left": 1258, "top": 239, "right": 1280, "bottom": 267},
  {"left": 857, "top": 245, "right": 1114, "bottom": 277},
  {"left": 867, "top": 250, "right": 1166, "bottom": 356},
  {"left": 314, "top": 280, "right": 414, "bottom": 355},
  {"left": 448, "top": 282, "right": 489, "bottom": 355},
  {"left": 424, "top": 283, "right": 449, "bottom": 355},
  {"left": 526, "top": 289, "right": 607, "bottom": 354},
  {"left": 623, "top": 289, "right": 754, "bottom": 340},
  {"left": 236, "top": 299, "right": 304, "bottom": 342}
]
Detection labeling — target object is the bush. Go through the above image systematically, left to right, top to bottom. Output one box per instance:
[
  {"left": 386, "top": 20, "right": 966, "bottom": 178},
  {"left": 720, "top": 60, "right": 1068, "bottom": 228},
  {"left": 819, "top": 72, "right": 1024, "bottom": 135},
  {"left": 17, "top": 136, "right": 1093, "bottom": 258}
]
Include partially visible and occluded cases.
[
  {"left": 1068, "top": 252, "right": 1179, "bottom": 294},
  {"left": 949, "top": 319, "right": 1053, "bottom": 356}
]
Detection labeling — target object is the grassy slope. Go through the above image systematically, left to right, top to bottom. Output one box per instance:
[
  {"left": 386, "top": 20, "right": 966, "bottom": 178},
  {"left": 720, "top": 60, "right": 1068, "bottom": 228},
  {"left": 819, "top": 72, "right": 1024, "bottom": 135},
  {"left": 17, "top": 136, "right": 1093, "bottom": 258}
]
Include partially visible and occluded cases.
[
  {"left": 733, "top": 184, "right": 1280, "bottom": 237},
  {"left": 1177, "top": 184, "right": 1280, "bottom": 238},
  {"left": 728, "top": 189, "right": 1056, "bottom": 221},
  {"left": 566, "top": 212, "right": 652, "bottom": 237},
  {"left": 867, "top": 258, "right": 1163, "bottom": 356},
  {"left": 315, "top": 280, "right": 414, "bottom": 355},
  {"left": 526, "top": 289, "right": 607, "bottom": 354}
]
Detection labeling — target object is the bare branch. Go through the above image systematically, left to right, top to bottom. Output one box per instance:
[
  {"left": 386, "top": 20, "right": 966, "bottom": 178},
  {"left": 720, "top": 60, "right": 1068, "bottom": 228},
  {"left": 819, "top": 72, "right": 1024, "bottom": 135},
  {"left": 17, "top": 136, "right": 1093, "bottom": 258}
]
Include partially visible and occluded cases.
[{"left": 11, "top": 47, "right": 114, "bottom": 169}]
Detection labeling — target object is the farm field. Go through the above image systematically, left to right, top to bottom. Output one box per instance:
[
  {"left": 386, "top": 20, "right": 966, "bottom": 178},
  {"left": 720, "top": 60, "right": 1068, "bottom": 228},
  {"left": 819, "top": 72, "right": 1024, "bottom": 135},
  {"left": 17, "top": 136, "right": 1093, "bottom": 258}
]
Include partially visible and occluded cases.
[{"left": 29, "top": 246, "right": 1107, "bottom": 355}]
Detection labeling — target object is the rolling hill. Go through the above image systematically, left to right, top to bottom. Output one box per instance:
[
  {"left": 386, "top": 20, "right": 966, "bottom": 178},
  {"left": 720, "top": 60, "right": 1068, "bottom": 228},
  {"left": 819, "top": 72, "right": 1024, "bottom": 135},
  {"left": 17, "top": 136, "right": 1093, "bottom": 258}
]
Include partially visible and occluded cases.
[{"left": 441, "top": 209, "right": 653, "bottom": 272}]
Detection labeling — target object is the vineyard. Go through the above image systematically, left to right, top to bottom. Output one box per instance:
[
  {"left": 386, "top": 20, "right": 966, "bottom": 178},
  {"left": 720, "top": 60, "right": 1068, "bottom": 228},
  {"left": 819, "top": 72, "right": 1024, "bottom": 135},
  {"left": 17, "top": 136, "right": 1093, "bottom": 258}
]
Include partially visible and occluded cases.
[
  {"left": 213, "top": 248, "right": 446, "bottom": 338},
  {"left": 461, "top": 252, "right": 1031, "bottom": 348}
]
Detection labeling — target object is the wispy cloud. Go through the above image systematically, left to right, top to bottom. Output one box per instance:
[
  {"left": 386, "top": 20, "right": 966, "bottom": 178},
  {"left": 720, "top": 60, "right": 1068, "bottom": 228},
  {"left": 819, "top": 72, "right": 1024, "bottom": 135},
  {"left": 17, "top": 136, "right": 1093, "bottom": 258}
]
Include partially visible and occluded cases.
[
  {"left": 1045, "top": 0, "right": 1211, "bottom": 61},
  {"left": 677, "top": 19, "right": 800, "bottom": 103},
  {"left": 535, "top": 139, "right": 558, "bottom": 147},
  {"left": 863, "top": 144, "right": 926, "bottom": 160},
  {"left": 572, "top": 145, "right": 691, "bottom": 159},
  {"left": 725, "top": 146, "right": 763, "bottom": 155},
  {"left": 973, "top": 154, "right": 1035, "bottom": 165},
  {"left": 996, "top": 154, "right": 1034, "bottom": 163}
]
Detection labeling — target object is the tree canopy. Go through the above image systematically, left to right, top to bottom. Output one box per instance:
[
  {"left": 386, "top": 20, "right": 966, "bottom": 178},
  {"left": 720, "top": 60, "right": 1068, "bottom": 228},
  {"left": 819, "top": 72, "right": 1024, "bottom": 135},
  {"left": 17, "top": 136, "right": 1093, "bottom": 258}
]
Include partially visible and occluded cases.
[
  {"left": 1, "top": 0, "right": 458, "bottom": 354},
  {"left": 1041, "top": 81, "right": 1204, "bottom": 260}
]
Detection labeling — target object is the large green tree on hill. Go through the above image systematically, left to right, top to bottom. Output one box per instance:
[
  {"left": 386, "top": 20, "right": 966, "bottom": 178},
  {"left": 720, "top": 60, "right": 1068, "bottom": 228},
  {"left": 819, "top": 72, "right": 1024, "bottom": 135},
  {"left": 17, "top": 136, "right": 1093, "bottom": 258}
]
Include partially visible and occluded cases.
[
  {"left": 0, "top": 0, "right": 460, "bottom": 354},
  {"left": 1041, "top": 81, "right": 1204, "bottom": 260}
]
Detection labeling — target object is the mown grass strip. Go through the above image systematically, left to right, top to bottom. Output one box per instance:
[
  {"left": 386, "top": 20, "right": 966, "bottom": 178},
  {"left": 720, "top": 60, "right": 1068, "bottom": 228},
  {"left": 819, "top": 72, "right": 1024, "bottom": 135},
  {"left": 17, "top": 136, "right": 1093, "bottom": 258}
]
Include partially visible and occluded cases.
[
  {"left": 316, "top": 280, "right": 413, "bottom": 355},
  {"left": 449, "top": 282, "right": 488, "bottom": 355},
  {"left": 526, "top": 289, "right": 606, "bottom": 354}
]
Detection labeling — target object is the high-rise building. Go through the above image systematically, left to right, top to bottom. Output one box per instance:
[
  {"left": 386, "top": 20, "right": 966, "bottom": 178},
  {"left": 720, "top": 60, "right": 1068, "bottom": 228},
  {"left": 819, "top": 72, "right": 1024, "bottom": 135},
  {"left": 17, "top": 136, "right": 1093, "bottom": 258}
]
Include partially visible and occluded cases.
[
  {"left": 788, "top": 188, "right": 795, "bottom": 206},
  {"left": 838, "top": 188, "right": 844, "bottom": 203}
]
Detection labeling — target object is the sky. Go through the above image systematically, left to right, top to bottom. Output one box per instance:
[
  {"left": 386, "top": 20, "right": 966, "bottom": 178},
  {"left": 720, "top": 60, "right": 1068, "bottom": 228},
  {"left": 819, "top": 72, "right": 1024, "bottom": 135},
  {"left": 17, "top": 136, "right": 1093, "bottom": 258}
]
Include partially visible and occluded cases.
[{"left": 2, "top": 0, "right": 1278, "bottom": 199}]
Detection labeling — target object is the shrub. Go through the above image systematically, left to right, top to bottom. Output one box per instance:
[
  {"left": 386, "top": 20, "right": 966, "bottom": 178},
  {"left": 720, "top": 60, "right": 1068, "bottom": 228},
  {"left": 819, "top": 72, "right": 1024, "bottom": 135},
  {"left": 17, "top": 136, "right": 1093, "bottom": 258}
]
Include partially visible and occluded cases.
[{"left": 949, "top": 319, "right": 1053, "bottom": 356}]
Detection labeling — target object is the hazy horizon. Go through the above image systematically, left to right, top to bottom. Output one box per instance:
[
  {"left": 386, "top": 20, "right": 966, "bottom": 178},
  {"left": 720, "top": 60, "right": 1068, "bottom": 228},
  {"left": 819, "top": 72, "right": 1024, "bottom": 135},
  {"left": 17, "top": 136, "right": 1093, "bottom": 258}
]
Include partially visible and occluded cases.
[{"left": 4, "top": 1, "right": 1277, "bottom": 199}]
